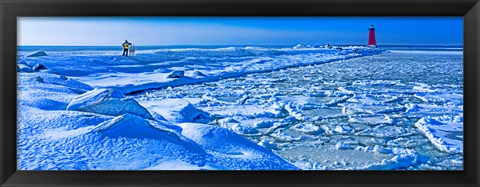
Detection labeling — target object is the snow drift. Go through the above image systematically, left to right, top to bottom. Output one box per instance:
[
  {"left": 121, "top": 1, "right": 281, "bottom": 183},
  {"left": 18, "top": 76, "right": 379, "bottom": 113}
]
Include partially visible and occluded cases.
[
  {"left": 26, "top": 51, "right": 48, "bottom": 57},
  {"left": 66, "top": 88, "right": 154, "bottom": 120},
  {"left": 138, "top": 99, "right": 211, "bottom": 123},
  {"left": 178, "top": 123, "right": 299, "bottom": 170}
]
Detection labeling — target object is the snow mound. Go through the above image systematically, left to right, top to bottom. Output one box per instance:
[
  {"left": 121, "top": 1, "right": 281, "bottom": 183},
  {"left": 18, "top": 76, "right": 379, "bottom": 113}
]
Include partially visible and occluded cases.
[
  {"left": 26, "top": 51, "right": 48, "bottom": 57},
  {"left": 18, "top": 60, "right": 48, "bottom": 72},
  {"left": 17, "top": 63, "right": 34, "bottom": 72},
  {"left": 32, "top": 63, "right": 48, "bottom": 71},
  {"left": 167, "top": 70, "right": 185, "bottom": 78},
  {"left": 193, "top": 71, "right": 207, "bottom": 77},
  {"left": 18, "top": 72, "right": 97, "bottom": 114},
  {"left": 33, "top": 74, "right": 93, "bottom": 93},
  {"left": 67, "top": 88, "right": 154, "bottom": 119},
  {"left": 27, "top": 98, "right": 68, "bottom": 110},
  {"left": 139, "top": 99, "right": 210, "bottom": 123},
  {"left": 21, "top": 111, "right": 209, "bottom": 170},
  {"left": 93, "top": 113, "right": 182, "bottom": 139},
  {"left": 415, "top": 115, "right": 463, "bottom": 153},
  {"left": 177, "top": 123, "right": 299, "bottom": 170}
]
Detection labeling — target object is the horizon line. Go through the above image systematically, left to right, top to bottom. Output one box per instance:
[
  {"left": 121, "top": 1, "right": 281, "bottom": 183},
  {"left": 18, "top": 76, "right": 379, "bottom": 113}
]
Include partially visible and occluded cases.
[{"left": 18, "top": 44, "right": 464, "bottom": 47}]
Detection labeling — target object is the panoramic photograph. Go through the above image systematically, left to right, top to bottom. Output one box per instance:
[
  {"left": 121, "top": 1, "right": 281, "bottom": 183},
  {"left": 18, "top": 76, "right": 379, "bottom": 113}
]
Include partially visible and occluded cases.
[{"left": 17, "top": 17, "right": 463, "bottom": 170}]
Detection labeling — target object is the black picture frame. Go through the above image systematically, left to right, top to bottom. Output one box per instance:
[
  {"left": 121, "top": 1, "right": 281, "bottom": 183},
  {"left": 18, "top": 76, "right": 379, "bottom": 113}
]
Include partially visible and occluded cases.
[{"left": 1, "top": 0, "right": 479, "bottom": 186}]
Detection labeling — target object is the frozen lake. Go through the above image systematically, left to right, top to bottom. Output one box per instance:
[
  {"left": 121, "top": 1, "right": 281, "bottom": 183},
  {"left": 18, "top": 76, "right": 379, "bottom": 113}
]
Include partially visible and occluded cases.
[
  {"left": 17, "top": 45, "right": 463, "bottom": 170},
  {"left": 133, "top": 47, "right": 463, "bottom": 170}
]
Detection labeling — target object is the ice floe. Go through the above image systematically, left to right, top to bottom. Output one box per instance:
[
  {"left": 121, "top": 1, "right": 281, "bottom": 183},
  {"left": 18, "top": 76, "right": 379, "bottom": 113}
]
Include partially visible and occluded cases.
[{"left": 415, "top": 115, "right": 463, "bottom": 153}]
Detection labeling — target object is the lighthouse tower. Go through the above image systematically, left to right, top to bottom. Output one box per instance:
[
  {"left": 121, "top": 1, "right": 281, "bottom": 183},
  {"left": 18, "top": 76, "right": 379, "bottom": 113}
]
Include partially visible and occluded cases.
[{"left": 368, "top": 25, "right": 377, "bottom": 47}]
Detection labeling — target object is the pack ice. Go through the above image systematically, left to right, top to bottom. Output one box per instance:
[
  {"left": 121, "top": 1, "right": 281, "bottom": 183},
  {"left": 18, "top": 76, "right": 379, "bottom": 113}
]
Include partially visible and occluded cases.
[{"left": 16, "top": 45, "right": 402, "bottom": 170}]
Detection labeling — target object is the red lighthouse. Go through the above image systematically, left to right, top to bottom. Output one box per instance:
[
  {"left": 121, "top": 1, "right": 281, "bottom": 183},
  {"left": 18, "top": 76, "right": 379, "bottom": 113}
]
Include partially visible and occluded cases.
[{"left": 368, "top": 25, "right": 376, "bottom": 47}]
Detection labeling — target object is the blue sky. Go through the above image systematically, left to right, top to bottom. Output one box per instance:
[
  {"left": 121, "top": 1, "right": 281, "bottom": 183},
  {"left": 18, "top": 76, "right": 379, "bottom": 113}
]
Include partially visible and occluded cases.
[{"left": 18, "top": 17, "right": 463, "bottom": 46}]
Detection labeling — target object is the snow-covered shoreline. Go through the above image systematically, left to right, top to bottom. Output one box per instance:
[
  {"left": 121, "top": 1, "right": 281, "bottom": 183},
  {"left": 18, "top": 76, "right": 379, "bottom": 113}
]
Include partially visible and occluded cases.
[
  {"left": 19, "top": 46, "right": 385, "bottom": 94},
  {"left": 17, "top": 72, "right": 299, "bottom": 170}
]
